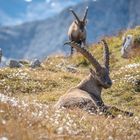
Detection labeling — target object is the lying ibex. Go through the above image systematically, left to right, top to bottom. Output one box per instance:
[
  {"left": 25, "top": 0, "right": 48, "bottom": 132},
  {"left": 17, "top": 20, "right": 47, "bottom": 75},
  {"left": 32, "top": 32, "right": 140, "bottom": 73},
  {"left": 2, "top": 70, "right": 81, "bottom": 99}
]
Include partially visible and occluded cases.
[
  {"left": 68, "top": 7, "right": 88, "bottom": 55},
  {"left": 121, "top": 34, "right": 140, "bottom": 58},
  {"left": 55, "top": 40, "right": 133, "bottom": 117}
]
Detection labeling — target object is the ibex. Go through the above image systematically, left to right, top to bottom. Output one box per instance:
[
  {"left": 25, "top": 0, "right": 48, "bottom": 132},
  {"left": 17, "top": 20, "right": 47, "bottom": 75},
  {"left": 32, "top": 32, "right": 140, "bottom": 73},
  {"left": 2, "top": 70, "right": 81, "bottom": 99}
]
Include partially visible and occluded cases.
[
  {"left": 68, "top": 7, "right": 88, "bottom": 55},
  {"left": 121, "top": 34, "right": 140, "bottom": 58},
  {"left": 55, "top": 40, "right": 133, "bottom": 117}
]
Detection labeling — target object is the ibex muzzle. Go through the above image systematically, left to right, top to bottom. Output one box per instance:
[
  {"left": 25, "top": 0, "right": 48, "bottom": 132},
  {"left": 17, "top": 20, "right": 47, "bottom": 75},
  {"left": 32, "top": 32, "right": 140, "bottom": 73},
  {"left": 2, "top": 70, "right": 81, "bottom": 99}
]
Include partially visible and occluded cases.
[
  {"left": 67, "top": 7, "right": 88, "bottom": 55},
  {"left": 55, "top": 40, "right": 133, "bottom": 117}
]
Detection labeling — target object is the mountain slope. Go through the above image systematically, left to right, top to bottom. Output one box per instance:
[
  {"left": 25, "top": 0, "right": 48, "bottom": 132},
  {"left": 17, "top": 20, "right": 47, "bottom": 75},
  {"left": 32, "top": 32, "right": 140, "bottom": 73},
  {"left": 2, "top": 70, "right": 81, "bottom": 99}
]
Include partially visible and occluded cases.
[
  {"left": 0, "top": 0, "right": 140, "bottom": 60},
  {"left": 0, "top": 26, "right": 140, "bottom": 140}
]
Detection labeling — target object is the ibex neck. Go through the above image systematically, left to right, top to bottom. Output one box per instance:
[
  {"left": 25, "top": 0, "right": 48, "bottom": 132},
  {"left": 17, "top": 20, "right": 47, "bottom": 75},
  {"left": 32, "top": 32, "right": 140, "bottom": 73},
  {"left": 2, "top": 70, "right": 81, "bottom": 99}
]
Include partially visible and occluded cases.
[{"left": 77, "top": 74, "right": 102, "bottom": 97}]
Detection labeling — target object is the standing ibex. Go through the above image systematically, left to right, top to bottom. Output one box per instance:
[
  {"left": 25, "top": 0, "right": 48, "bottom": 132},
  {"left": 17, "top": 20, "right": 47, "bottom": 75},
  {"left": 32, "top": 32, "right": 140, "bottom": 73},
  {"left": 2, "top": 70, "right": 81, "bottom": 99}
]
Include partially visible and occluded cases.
[
  {"left": 68, "top": 7, "right": 88, "bottom": 55},
  {"left": 55, "top": 40, "right": 133, "bottom": 117}
]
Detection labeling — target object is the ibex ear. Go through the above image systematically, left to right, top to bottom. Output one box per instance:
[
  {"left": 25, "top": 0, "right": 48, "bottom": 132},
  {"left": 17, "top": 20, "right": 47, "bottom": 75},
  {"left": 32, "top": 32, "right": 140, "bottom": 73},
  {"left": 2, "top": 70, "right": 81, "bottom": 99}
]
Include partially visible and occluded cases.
[{"left": 74, "top": 20, "right": 78, "bottom": 25}]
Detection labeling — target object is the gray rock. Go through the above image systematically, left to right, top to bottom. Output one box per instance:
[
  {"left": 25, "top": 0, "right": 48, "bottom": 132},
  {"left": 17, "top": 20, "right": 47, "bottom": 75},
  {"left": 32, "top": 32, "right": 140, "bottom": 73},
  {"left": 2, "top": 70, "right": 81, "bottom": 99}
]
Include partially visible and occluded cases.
[
  {"left": 121, "top": 34, "right": 140, "bottom": 58},
  {"left": 121, "top": 35, "right": 133, "bottom": 58},
  {"left": 19, "top": 59, "right": 30, "bottom": 65},
  {"left": 30, "top": 59, "right": 41, "bottom": 68},
  {"left": 9, "top": 60, "right": 22, "bottom": 68},
  {"left": 56, "top": 62, "right": 77, "bottom": 73},
  {"left": 56, "top": 63, "right": 65, "bottom": 68},
  {"left": 65, "top": 65, "right": 77, "bottom": 73}
]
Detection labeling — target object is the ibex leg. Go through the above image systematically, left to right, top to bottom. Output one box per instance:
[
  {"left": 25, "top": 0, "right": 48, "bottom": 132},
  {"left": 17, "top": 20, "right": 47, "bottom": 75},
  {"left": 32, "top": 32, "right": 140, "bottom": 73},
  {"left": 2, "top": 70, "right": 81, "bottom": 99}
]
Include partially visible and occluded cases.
[
  {"left": 82, "top": 39, "right": 87, "bottom": 49},
  {"left": 71, "top": 46, "right": 74, "bottom": 55},
  {"left": 101, "top": 105, "right": 133, "bottom": 117}
]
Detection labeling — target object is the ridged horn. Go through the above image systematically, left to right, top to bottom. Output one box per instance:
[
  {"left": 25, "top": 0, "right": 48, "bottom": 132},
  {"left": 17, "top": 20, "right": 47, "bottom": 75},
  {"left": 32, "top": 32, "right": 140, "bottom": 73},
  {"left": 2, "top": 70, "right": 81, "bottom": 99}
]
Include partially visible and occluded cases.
[
  {"left": 83, "top": 7, "right": 88, "bottom": 22},
  {"left": 69, "top": 9, "right": 80, "bottom": 23},
  {"left": 101, "top": 39, "right": 110, "bottom": 71},
  {"left": 64, "top": 41, "right": 102, "bottom": 71}
]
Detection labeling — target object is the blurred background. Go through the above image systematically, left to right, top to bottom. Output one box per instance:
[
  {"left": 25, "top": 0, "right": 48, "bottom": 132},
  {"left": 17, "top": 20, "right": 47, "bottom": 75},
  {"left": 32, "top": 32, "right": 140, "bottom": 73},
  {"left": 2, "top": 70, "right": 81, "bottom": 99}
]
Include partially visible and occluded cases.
[{"left": 0, "top": 0, "right": 140, "bottom": 60}]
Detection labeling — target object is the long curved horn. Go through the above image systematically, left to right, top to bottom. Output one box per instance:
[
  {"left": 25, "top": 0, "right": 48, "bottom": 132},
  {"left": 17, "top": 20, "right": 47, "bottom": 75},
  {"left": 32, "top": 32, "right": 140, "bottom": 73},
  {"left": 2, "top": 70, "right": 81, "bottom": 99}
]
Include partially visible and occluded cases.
[
  {"left": 83, "top": 7, "right": 88, "bottom": 21},
  {"left": 69, "top": 9, "right": 80, "bottom": 23},
  {"left": 101, "top": 39, "right": 110, "bottom": 71},
  {"left": 64, "top": 41, "right": 102, "bottom": 71}
]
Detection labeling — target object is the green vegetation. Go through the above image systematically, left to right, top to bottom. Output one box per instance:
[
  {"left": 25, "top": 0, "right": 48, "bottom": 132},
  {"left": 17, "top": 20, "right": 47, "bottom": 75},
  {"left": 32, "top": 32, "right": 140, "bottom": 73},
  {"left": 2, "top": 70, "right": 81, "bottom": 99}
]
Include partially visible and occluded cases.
[{"left": 0, "top": 27, "right": 140, "bottom": 140}]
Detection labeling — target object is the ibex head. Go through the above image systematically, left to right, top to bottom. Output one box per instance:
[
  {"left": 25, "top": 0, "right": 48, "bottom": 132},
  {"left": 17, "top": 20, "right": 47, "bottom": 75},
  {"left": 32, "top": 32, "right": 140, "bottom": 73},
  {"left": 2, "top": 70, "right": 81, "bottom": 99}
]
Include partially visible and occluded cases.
[
  {"left": 69, "top": 7, "right": 88, "bottom": 32},
  {"left": 64, "top": 40, "right": 112, "bottom": 89}
]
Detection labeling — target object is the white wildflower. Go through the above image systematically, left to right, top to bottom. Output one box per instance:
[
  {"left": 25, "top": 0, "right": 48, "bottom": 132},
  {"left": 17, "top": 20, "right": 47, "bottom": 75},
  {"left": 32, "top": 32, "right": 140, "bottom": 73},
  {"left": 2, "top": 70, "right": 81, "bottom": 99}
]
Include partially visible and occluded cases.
[
  {"left": 121, "top": 63, "right": 140, "bottom": 70},
  {"left": 117, "top": 114, "right": 123, "bottom": 119},
  {"left": 2, "top": 120, "right": 6, "bottom": 125},
  {"left": 56, "top": 127, "right": 64, "bottom": 134},
  {"left": 108, "top": 136, "right": 114, "bottom": 140},
  {"left": 0, "top": 137, "right": 8, "bottom": 140}
]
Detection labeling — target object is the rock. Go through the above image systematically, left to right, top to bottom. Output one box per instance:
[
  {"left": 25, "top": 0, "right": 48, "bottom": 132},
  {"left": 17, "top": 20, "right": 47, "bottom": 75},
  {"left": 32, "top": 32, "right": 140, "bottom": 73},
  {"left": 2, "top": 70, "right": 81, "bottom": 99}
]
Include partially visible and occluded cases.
[
  {"left": 121, "top": 34, "right": 140, "bottom": 58},
  {"left": 121, "top": 35, "right": 133, "bottom": 58},
  {"left": 19, "top": 59, "right": 30, "bottom": 65},
  {"left": 30, "top": 59, "right": 41, "bottom": 68},
  {"left": 9, "top": 60, "right": 22, "bottom": 68},
  {"left": 56, "top": 62, "right": 77, "bottom": 73},
  {"left": 56, "top": 63, "right": 64, "bottom": 68},
  {"left": 65, "top": 65, "right": 77, "bottom": 73}
]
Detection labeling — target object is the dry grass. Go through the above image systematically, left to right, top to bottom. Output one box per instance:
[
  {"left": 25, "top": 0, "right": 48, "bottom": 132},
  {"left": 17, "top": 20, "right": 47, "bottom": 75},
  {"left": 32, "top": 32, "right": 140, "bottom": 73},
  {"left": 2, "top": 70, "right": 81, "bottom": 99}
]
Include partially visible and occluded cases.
[
  {"left": 0, "top": 27, "right": 140, "bottom": 140},
  {"left": 0, "top": 95, "right": 140, "bottom": 140}
]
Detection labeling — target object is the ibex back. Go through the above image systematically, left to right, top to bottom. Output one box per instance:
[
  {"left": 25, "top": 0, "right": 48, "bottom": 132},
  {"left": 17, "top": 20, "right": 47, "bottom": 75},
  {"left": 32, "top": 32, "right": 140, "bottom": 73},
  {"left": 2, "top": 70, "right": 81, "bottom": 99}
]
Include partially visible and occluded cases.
[
  {"left": 68, "top": 7, "right": 88, "bottom": 55},
  {"left": 55, "top": 40, "right": 133, "bottom": 117}
]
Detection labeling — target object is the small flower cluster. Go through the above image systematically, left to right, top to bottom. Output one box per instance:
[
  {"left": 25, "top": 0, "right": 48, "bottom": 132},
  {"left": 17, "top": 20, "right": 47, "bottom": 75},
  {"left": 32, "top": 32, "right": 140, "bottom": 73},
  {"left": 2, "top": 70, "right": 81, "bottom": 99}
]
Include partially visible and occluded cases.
[{"left": 120, "top": 63, "right": 140, "bottom": 70}]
